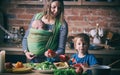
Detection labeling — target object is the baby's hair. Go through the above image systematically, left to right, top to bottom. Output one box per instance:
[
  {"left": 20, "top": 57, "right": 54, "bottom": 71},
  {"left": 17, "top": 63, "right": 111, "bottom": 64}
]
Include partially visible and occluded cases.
[{"left": 73, "top": 33, "right": 90, "bottom": 48}]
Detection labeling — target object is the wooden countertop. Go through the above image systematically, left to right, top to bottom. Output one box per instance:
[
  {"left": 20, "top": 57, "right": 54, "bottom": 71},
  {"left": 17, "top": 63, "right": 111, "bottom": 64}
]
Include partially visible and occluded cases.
[
  {"left": 0, "top": 46, "right": 120, "bottom": 55},
  {"left": 0, "top": 47, "right": 24, "bottom": 55},
  {"left": 66, "top": 49, "right": 120, "bottom": 55},
  {"left": 0, "top": 69, "right": 120, "bottom": 75},
  {"left": 0, "top": 73, "right": 53, "bottom": 75}
]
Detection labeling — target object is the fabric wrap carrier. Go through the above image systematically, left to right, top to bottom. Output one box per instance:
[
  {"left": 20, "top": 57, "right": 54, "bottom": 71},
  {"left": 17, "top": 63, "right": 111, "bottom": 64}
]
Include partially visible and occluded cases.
[{"left": 27, "top": 13, "right": 61, "bottom": 56}]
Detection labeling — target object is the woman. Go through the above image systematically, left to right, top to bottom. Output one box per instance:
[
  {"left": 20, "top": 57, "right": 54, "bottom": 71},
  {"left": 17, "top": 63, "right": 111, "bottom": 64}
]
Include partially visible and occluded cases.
[{"left": 22, "top": 0, "right": 68, "bottom": 63}]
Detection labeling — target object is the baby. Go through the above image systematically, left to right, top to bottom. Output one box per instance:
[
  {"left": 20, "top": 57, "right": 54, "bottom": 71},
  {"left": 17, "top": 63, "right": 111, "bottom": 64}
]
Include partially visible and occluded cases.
[
  {"left": 27, "top": 19, "right": 52, "bottom": 56},
  {"left": 31, "top": 20, "right": 46, "bottom": 30}
]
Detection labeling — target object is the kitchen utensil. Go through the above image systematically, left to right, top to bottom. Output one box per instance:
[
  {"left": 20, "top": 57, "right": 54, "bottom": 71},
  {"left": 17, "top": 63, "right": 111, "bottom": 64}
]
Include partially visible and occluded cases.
[
  {"left": 0, "top": 24, "right": 13, "bottom": 38},
  {"left": 0, "top": 50, "right": 5, "bottom": 73},
  {"left": 85, "top": 59, "right": 120, "bottom": 75},
  {"left": 108, "top": 59, "right": 120, "bottom": 67},
  {"left": 91, "top": 65, "right": 111, "bottom": 75}
]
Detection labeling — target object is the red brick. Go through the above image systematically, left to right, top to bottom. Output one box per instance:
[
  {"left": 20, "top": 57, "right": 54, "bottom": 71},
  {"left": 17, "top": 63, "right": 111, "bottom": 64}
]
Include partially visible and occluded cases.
[
  {"left": 3, "top": 0, "right": 120, "bottom": 36},
  {"left": 8, "top": 8, "right": 26, "bottom": 14},
  {"left": 25, "top": 8, "right": 43, "bottom": 14},
  {"left": 17, "top": 14, "right": 33, "bottom": 20},
  {"left": 67, "top": 16, "right": 83, "bottom": 21},
  {"left": 8, "top": 19, "right": 24, "bottom": 25}
]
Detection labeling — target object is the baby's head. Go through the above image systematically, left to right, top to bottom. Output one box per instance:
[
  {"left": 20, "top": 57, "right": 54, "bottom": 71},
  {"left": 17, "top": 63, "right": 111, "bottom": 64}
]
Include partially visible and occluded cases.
[
  {"left": 32, "top": 20, "right": 46, "bottom": 30},
  {"left": 73, "top": 33, "right": 90, "bottom": 54}
]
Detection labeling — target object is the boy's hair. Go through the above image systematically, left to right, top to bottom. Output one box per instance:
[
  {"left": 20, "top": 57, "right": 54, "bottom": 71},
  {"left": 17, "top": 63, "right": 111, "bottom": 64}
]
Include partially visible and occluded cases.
[{"left": 73, "top": 33, "right": 90, "bottom": 48}]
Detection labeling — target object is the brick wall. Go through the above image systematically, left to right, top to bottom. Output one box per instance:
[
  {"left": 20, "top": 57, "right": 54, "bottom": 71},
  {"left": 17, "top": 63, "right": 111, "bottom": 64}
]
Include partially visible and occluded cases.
[{"left": 1, "top": 0, "right": 120, "bottom": 36}]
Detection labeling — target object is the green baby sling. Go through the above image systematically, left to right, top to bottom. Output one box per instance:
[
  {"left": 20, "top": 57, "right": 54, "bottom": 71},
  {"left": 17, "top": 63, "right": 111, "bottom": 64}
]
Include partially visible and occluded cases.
[{"left": 27, "top": 13, "right": 61, "bottom": 56}]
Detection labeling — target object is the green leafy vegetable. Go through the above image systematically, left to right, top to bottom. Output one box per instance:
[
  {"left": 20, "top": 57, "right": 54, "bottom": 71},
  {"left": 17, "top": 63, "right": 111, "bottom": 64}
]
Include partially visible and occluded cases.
[{"left": 54, "top": 68, "right": 77, "bottom": 75}]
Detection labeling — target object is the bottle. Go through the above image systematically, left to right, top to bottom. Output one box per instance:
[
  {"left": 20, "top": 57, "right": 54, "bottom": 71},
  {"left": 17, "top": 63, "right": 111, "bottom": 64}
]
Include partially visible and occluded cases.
[
  {"left": 107, "top": 0, "right": 112, "bottom": 2},
  {"left": 19, "top": 27, "right": 25, "bottom": 39},
  {"left": 4, "top": 33, "right": 8, "bottom": 43},
  {"left": 0, "top": 50, "right": 5, "bottom": 73}
]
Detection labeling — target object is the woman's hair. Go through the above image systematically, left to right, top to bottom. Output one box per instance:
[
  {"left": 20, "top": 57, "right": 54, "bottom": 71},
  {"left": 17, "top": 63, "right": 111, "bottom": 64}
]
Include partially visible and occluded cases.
[
  {"left": 43, "top": 0, "right": 64, "bottom": 23},
  {"left": 73, "top": 33, "right": 90, "bottom": 48}
]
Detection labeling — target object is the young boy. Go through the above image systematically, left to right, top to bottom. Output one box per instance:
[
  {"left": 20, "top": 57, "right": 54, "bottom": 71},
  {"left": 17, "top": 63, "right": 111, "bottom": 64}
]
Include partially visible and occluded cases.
[{"left": 70, "top": 33, "right": 98, "bottom": 75}]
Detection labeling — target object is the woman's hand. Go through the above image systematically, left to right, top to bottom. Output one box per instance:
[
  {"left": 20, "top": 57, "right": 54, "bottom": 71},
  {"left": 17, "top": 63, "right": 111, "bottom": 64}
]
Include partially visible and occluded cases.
[
  {"left": 44, "top": 49, "right": 56, "bottom": 58},
  {"left": 25, "top": 52, "right": 35, "bottom": 60},
  {"left": 59, "top": 54, "right": 70, "bottom": 62}
]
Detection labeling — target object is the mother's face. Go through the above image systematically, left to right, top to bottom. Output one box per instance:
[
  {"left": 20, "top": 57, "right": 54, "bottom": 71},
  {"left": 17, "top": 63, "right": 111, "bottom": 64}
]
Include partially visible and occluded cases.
[{"left": 50, "top": 1, "right": 61, "bottom": 18}]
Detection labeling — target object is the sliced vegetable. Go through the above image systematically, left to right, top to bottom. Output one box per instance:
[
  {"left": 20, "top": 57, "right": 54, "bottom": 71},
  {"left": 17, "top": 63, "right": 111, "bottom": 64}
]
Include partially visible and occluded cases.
[
  {"left": 48, "top": 49, "right": 56, "bottom": 57},
  {"left": 35, "top": 61, "right": 56, "bottom": 70}
]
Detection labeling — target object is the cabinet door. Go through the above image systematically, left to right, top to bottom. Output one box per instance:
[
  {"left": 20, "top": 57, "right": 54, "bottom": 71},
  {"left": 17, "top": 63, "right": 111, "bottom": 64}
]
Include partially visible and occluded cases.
[
  {"left": 17, "top": 0, "right": 82, "bottom": 6},
  {"left": 64, "top": 0, "right": 82, "bottom": 5},
  {"left": 81, "top": 0, "right": 120, "bottom": 6}
]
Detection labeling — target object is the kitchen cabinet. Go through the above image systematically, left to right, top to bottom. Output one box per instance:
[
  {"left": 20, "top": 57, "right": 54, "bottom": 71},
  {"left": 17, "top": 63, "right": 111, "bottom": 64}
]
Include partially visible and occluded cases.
[
  {"left": 16, "top": 0, "right": 120, "bottom": 6},
  {"left": 16, "top": 0, "right": 44, "bottom": 5},
  {"left": 17, "top": 0, "right": 82, "bottom": 6},
  {"left": 63, "top": 0, "right": 82, "bottom": 5},
  {"left": 81, "top": 0, "right": 120, "bottom": 6},
  {"left": 0, "top": 47, "right": 27, "bottom": 63}
]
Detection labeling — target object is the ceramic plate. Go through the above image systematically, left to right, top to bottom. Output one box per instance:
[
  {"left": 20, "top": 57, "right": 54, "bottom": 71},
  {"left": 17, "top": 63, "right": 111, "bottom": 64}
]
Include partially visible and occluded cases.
[
  {"left": 12, "top": 67, "right": 32, "bottom": 73},
  {"left": 38, "top": 70, "right": 54, "bottom": 74}
]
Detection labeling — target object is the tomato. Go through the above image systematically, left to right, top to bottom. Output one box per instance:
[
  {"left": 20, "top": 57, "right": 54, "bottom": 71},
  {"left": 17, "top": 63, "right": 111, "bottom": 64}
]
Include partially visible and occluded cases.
[
  {"left": 47, "top": 49, "right": 56, "bottom": 57},
  {"left": 48, "top": 49, "right": 53, "bottom": 53},
  {"left": 59, "top": 54, "right": 70, "bottom": 62},
  {"left": 71, "top": 58, "right": 76, "bottom": 63},
  {"left": 15, "top": 61, "right": 24, "bottom": 68},
  {"left": 73, "top": 63, "right": 82, "bottom": 67},
  {"left": 74, "top": 63, "right": 83, "bottom": 74},
  {"left": 75, "top": 67, "right": 83, "bottom": 74}
]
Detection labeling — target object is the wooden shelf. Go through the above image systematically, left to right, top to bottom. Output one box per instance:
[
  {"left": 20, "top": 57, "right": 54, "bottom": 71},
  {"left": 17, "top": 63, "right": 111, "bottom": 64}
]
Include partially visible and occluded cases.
[
  {"left": 16, "top": 0, "right": 120, "bottom": 6},
  {"left": 81, "top": 0, "right": 120, "bottom": 6},
  {"left": 16, "top": 1, "right": 44, "bottom": 5},
  {"left": 16, "top": 1, "right": 82, "bottom": 6},
  {"left": 64, "top": 1, "right": 82, "bottom": 5}
]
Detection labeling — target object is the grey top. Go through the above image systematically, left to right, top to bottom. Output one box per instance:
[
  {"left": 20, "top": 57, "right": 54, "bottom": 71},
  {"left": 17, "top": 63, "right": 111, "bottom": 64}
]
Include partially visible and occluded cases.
[{"left": 22, "top": 15, "right": 68, "bottom": 55}]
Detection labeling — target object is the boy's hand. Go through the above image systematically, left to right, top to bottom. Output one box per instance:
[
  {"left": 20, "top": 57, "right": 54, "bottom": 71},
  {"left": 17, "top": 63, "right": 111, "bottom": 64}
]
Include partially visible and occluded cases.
[
  {"left": 73, "top": 63, "right": 83, "bottom": 74},
  {"left": 80, "top": 63, "right": 89, "bottom": 72}
]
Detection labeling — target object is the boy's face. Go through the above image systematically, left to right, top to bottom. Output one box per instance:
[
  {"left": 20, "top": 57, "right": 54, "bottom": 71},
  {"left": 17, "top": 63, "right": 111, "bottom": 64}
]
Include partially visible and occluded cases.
[{"left": 75, "top": 38, "right": 89, "bottom": 54}]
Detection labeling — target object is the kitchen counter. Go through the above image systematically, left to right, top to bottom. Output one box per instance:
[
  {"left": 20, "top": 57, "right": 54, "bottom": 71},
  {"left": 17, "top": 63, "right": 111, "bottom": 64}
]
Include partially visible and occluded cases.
[
  {"left": 0, "top": 43, "right": 120, "bottom": 55},
  {"left": 0, "top": 45, "right": 120, "bottom": 65},
  {"left": 0, "top": 46, "right": 120, "bottom": 55},
  {"left": 0, "top": 47, "right": 24, "bottom": 55},
  {"left": 0, "top": 69, "right": 120, "bottom": 75},
  {"left": 0, "top": 71, "right": 53, "bottom": 75}
]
